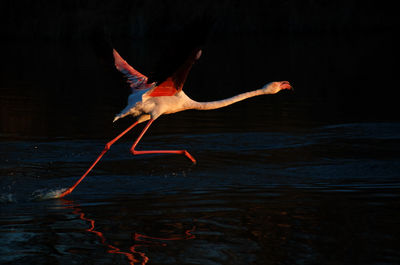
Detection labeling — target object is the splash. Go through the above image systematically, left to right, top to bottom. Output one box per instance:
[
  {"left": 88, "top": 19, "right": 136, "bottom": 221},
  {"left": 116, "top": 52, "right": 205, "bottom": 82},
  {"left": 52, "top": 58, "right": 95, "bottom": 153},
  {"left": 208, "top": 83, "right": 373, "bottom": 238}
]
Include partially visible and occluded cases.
[
  {"left": 31, "top": 188, "right": 67, "bottom": 201},
  {"left": 0, "top": 193, "right": 16, "bottom": 203}
]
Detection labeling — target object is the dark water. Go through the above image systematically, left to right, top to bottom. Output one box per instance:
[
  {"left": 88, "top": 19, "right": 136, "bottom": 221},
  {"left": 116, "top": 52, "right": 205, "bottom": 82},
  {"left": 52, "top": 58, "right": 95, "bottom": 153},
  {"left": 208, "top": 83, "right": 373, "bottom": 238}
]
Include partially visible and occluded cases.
[{"left": 1, "top": 119, "right": 400, "bottom": 264}]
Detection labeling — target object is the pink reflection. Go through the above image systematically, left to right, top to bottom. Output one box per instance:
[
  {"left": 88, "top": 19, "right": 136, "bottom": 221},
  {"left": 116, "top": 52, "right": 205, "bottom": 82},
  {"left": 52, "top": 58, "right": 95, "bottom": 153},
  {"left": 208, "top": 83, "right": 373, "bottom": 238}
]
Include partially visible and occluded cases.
[{"left": 62, "top": 199, "right": 195, "bottom": 264}]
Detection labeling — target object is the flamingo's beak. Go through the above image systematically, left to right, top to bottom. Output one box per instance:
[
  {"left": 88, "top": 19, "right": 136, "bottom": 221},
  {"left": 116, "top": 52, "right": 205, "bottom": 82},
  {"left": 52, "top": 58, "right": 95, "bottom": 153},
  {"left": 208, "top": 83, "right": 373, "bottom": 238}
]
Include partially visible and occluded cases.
[{"left": 281, "top": 81, "right": 293, "bottom": 91}]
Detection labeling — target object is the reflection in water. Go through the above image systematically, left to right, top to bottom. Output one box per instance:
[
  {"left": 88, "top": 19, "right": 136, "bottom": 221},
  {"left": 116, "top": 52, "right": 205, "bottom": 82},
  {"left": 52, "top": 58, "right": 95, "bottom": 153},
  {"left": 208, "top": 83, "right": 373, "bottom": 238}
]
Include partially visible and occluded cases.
[
  {"left": 1, "top": 184, "right": 400, "bottom": 264},
  {"left": 61, "top": 199, "right": 196, "bottom": 265}
]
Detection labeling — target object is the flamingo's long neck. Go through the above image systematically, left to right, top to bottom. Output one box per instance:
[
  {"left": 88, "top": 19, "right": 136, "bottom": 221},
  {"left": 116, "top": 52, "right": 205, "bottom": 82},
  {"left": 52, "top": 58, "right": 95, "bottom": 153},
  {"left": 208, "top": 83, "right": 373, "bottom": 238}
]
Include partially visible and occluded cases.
[{"left": 191, "top": 88, "right": 270, "bottom": 110}]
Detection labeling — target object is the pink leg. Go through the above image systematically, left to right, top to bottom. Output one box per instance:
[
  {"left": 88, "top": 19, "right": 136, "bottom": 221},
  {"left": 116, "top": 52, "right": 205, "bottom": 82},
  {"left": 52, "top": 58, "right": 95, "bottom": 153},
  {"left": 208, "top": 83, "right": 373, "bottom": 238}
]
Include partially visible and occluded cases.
[
  {"left": 130, "top": 119, "right": 197, "bottom": 164},
  {"left": 59, "top": 121, "right": 139, "bottom": 198}
]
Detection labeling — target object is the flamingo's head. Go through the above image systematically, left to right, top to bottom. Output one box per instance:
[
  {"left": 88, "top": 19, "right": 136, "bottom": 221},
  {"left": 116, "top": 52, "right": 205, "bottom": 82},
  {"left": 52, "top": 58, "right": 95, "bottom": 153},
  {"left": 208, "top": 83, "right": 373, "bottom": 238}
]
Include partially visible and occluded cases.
[{"left": 263, "top": 81, "right": 293, "bottom": 94}]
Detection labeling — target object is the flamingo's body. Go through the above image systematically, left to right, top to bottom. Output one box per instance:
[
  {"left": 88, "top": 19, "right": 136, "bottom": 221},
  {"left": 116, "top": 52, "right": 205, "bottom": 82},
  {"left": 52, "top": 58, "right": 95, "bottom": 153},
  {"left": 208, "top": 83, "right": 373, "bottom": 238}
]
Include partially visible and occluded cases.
[{"left": 59, "top": 48, "right": 292, "bottom": 198}]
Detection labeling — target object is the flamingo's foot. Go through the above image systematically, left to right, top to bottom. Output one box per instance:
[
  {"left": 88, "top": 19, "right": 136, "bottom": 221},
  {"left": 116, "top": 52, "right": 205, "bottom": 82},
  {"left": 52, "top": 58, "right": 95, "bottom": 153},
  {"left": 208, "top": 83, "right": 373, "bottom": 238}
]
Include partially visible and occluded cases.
[
  {"left": 131, "top": 149, "right": 197, "bottom": 164},
  {"left": 183, "top": 150, "right": 197, "bottom": 164},
  {"left": 58, "top": 188, "right": 73, "bottom": 198}
]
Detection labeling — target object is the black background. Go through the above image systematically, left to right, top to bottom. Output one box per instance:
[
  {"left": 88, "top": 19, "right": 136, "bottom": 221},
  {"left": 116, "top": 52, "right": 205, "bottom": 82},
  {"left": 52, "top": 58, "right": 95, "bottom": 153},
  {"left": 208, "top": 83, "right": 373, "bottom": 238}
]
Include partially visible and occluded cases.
[{"left": 0, "top": 0, "right": 397, "bottom": 138}]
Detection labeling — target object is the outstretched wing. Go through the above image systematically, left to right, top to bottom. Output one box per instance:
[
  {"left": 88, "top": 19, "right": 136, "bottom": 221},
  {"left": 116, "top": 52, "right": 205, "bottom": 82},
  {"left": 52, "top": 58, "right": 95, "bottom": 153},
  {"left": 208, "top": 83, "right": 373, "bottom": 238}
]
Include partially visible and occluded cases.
[
  {"left": 148, "top": 48, "right": 202, "bottom": 97},
  {"left": 113, "top": 49, "right": 149, "bottom": 90}
]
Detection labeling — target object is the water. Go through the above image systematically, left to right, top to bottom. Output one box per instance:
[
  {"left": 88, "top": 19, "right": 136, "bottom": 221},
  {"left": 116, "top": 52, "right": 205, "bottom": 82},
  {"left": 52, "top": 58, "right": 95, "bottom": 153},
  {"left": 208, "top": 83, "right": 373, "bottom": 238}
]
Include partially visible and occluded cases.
[{"left": 1, "top": 121, "right": 399, "bottom": 264}]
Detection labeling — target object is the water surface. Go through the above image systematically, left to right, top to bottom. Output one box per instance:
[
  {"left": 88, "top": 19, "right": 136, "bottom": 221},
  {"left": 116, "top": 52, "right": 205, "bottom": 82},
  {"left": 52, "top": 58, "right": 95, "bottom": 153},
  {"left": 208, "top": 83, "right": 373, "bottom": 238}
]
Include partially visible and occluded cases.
[{"left": 1, "top": 122, "right": 399, "bottom": 264}]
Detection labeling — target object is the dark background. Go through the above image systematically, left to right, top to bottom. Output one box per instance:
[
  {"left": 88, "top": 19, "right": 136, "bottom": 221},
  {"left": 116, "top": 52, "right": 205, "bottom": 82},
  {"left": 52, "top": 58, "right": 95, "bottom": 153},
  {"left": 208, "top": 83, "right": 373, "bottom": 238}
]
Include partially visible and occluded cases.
[{"left": 0, "top": 0, "right": 397, "bottom": 139}]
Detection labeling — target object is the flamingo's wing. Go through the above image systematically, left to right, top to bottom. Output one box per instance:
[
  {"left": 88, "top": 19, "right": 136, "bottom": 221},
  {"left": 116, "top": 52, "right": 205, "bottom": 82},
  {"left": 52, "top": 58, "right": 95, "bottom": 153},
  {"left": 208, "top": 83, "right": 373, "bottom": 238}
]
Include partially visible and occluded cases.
[
  {"left": 148, "top": 48, "right": 202, "bottom": 97},
  {"left": 113, "top": 49, "right": 149, "bottom": 90}
]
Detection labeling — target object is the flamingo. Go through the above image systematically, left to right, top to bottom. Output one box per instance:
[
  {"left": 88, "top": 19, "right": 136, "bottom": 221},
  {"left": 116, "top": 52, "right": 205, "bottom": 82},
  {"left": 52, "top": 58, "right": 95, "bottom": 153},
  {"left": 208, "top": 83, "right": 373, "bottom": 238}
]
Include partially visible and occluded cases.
[{"left": 59, "top": 48, "right": 292, "bottom": 198}]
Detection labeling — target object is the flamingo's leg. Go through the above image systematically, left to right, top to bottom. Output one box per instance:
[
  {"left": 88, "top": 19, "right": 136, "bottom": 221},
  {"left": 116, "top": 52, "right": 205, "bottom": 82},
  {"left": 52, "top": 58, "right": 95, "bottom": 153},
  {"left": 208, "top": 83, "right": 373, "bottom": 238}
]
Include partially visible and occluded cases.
[
  {"left": 130, "top": 119, "right": 196, "bottom": 164},
  {"left": 59, "top": 121, "right": 139, "bottom": 198}
]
